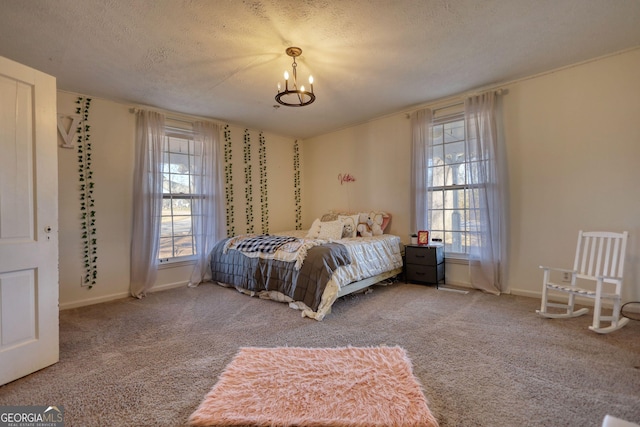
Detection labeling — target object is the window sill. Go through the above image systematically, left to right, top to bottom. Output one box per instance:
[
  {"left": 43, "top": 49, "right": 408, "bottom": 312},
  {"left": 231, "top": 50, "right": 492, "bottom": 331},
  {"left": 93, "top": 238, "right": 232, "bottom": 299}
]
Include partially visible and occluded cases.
[{"left": 158, "top": 258, "right": 196, "bottom": 269}]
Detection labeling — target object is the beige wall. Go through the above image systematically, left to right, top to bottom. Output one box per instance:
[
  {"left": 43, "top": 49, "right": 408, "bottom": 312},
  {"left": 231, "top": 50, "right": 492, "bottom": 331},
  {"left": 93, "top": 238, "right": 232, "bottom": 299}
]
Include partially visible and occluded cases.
[
  {"left": 303, "top": 48, "right": 640, "bottom": 302},
  {"left": 504, "top": 49, "right": 640, "bottom": 301},
  {"left": 56, "top": 93, "right": 297, "bottom": 308},
  {"left": 302, "top": 114, "right": 412, "bottom": 238}
]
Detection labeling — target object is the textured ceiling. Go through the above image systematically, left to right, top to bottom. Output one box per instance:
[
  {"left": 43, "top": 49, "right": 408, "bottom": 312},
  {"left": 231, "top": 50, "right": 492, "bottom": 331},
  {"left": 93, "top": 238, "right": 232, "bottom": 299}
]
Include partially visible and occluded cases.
[{"left": 1, "top": 0, "right": 640, "bottom": 139}]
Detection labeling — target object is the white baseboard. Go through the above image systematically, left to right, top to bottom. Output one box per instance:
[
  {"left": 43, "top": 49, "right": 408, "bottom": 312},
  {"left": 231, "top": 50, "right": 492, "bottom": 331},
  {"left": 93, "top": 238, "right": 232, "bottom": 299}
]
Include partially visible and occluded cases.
[
  {"left": 149, "top": 280, "right": 189, "bottom": 293},
  {"left": 59, "top": 281, "right": 189, "bottom": 311},
  {"left": 444, "top": 282, "right": 537, "bottom": 298},
  {"left": 509, "top": 288, "right": 539, "bottom": 298},
  {"left": 60, "top": 291, "right": 130, "bottom": 310}
]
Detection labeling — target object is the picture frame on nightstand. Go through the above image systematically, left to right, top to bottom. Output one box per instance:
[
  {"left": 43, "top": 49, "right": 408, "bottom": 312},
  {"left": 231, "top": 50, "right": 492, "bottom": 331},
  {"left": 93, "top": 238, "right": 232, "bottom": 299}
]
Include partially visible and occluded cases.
[{"left": 417, "top": 230, "right": 429, "bottom": 245}]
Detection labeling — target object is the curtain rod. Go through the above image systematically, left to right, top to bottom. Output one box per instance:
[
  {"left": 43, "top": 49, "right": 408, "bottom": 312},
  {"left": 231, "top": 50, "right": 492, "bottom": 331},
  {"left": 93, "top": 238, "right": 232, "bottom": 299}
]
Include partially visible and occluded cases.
[
  {"left": 405, "top": 88, "right": 505, "bottom": 118},
  {"left": 436, "top": 88, "right": 504, "bottom": 112},
  {"left": 128, "top": 107, "right": 219, "bottom": 125}
]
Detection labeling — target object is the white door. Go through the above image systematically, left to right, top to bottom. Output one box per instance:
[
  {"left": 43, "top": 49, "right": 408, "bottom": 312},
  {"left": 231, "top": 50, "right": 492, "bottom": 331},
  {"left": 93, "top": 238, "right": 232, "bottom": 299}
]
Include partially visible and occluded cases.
[{"left": 0, "top": 56, "right": 59, "bottom": 385}]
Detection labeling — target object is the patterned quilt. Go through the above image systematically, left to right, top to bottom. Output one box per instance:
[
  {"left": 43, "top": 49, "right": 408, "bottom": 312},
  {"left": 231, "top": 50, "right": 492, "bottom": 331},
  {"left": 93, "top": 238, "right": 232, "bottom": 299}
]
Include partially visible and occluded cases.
[{"left": 232, "top": 235, "right": 299, "bottom": 254}]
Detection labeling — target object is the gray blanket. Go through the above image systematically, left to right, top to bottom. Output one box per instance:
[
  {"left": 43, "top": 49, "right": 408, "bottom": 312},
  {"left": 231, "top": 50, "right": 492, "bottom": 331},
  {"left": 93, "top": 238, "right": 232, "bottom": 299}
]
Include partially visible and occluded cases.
[{"left": 210, "top": 238, "right": 351, "bottom": 311}]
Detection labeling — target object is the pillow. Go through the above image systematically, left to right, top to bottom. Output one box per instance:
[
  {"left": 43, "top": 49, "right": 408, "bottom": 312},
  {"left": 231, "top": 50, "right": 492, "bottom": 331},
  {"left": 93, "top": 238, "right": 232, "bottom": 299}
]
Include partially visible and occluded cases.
[
  {"left": 320, "top": 212, "right": 339, "bottom": 222},
  {"left": 380, "top": 213, "right": 391, "bottom": 232},
  {"left": 338, "top": 214, "right": 359, "bottom": 238},
  {"left": 306, "top": 218, "right": 322, "bottom": 239},
  {"left": 317, "top": 220, "right": 344, "bottom": 240}
]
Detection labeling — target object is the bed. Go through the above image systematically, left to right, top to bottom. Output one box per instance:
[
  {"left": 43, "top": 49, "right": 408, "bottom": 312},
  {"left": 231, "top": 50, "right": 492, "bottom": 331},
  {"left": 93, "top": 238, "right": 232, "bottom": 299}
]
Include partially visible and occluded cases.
[{"left": 209, "top": 212, "right": 403, "bottom": 320}]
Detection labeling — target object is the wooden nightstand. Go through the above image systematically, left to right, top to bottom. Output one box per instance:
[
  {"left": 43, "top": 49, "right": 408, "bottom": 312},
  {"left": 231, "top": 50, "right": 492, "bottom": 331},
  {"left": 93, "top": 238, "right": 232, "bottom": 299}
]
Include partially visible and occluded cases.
[{"left": 405, "top": 244, "right": 444, "bottom": 287}]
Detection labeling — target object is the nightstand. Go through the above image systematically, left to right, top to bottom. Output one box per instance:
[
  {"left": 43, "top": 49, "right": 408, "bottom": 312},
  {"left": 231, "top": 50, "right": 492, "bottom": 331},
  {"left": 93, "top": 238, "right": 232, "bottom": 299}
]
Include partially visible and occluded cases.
[{"left": 405, "top": 244, "right": 444, "bottom": 287}]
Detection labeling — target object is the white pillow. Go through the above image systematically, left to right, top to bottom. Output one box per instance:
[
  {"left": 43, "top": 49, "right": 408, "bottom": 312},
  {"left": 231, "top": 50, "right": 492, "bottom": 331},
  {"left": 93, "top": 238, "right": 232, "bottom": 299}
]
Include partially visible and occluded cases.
[
  {"left": 338, "top": 214, "right": 359, "bottom": 238},
  {"left": 306, "top": 218, "right": 322, "bottom": 239},
  {"left": 317, "top": 220, "right": 344, "bottom": 240}
]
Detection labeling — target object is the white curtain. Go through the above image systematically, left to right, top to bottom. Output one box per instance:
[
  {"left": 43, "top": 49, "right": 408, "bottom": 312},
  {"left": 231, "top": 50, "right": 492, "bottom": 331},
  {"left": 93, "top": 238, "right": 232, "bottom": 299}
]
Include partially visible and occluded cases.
[
  {"left": 464, "top": 92, "right": 505, "bottom": 294},
  {"left": 410, "top": 108, "right": 433, "bottom": 234},
  {"left": 130, "top": 110, "right": 165, "bottom": 298},
  {"left": 188, "top": 121, "right": 225, "bottom": 287}
]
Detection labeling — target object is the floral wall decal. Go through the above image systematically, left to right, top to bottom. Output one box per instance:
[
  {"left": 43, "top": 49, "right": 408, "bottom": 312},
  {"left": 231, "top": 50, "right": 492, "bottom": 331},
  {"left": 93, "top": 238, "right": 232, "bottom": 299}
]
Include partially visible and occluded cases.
[
  {"left": 76, "top": 96, "right": 97, "bottom": 288},
  {"left": 224, "top": 125, "right": 235, "bottom": 237},
  {"left": 243, "top": 129, "right": 254, "bottom": 233},
  {"left": 259, "top": 132, "right": 269, "bottom": 234},
  {"left": 294, "top": 140, "right": 302, "bottom": 230}
]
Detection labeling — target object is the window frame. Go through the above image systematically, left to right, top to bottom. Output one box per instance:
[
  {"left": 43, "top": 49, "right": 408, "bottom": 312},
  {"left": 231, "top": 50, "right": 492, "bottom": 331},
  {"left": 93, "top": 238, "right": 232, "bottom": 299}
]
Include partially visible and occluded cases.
[
  {"left": 427, "top": 109, "right": 477, "bottom": 260},
  {"left": 158, "top": 125, "right": 202, "bottom": 264}
]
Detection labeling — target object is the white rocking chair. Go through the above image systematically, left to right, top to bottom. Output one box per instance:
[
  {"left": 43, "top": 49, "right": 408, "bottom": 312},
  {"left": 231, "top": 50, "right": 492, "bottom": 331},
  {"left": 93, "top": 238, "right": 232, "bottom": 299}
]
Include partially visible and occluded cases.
[{"left": 537, "top": 230, "right": 629, "bottom": 334}]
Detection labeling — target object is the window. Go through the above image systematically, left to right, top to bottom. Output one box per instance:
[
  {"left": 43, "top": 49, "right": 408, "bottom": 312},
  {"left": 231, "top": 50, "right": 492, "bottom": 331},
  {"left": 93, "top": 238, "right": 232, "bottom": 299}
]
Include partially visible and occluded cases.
[
  {"left": 427, "top": 112, "right": 479, "bottom": 257},
  {"left": 159, "top": 127, "right": 201, "bottom": 262}
]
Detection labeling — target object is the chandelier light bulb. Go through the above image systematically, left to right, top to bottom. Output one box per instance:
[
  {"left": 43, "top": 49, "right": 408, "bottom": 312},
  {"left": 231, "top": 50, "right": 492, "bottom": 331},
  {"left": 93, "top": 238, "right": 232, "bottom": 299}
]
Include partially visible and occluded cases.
[
  {"left": 284, "top": 71, "right": 289, "bottom": 80},
  {"left": 309, "top": 75, "right": 314, "bottom": 84},
  {"left": 277, "top": 82, "right": 281, "bottom": 91},
  {"left": 300, "top": 85, "right": 305, "bottom": 92}
]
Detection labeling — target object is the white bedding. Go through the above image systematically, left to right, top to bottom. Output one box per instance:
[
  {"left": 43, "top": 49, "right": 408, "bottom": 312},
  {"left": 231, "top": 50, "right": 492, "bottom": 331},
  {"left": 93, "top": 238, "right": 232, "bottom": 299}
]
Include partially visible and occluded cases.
[
  {"left": 268, "top": 231, "right": 403, "bottom": 320},
  {"left": 330, "top": 234, "right": 403, "bottom": 287}
]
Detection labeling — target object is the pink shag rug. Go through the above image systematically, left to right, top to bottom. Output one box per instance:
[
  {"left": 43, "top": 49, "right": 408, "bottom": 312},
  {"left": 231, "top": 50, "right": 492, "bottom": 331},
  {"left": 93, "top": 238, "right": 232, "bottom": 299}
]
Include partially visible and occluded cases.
[{"left": 188, "top": 346, "right": 439, "bottom": 427}]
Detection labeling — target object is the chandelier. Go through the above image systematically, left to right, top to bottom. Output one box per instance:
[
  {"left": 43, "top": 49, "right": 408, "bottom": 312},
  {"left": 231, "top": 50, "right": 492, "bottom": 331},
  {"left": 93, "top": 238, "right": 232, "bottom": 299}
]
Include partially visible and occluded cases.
[{"left": 275, "top": 47, "right": 315, "bottom": 107}]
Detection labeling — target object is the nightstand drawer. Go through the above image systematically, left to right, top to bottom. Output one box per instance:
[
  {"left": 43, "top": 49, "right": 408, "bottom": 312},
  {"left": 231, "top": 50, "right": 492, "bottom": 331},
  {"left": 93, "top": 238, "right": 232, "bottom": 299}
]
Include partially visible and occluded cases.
[
  {"left": 405, "top": 245, "right": 443, "bottom": 265},
  {"left": 406, "top": 263, "right": 444, "bottom": 284}
]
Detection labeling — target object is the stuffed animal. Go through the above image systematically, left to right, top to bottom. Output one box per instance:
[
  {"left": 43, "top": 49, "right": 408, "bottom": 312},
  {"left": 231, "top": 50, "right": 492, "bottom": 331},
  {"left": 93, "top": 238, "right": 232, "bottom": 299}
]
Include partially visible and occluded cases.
[
  {"left": 356, "top": 212, "right": 384, "bottom": 237},
  {"left": 357, "top": 212, "right": 373, "bottom": 237},
  {"left": 369, "top": 212, "right": 384, "bottom": 236}
]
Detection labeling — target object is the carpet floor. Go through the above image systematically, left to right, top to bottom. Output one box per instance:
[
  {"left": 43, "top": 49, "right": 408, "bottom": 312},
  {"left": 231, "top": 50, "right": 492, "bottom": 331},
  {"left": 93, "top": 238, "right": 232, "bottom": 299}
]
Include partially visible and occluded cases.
[{"left": 0, "top": 281, "right": 638, "bottom": 426}]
